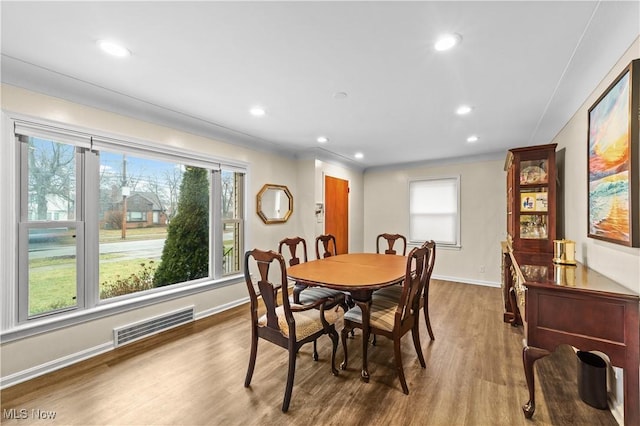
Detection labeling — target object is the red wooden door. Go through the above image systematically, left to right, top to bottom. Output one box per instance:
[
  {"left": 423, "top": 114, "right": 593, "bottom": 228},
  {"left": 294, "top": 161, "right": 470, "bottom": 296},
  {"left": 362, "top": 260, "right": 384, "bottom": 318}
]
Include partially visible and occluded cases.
[{"left": 324, "top": 175, "right": 349, "bottom": 254}]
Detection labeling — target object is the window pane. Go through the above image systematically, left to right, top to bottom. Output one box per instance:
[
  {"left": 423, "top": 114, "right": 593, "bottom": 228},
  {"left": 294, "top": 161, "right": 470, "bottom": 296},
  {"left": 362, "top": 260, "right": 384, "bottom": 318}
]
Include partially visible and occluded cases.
[
  {"left": 27, "top": 138, "right": 76, "bottom": 221},
  {"left": 99, "top": 152, "right": 210, "bottom": 299},
  {"left": 221, "top": 170, "right": 243, "bottom": 276},
  {"left": 221, "top": 171, "right": 238, "bottom": 219},
  {"left": 223, "top": 221, "right": 241, "bottom": 275},
  {"left": 28, "top": 226, "right": 77, "bottom": 316}
]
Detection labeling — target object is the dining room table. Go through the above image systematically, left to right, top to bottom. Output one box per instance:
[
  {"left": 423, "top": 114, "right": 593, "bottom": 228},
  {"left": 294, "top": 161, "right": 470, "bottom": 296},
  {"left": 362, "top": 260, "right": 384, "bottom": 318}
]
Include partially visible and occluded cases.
[{"left": 286, "top": 252, "right": 408, "bottom": 381}]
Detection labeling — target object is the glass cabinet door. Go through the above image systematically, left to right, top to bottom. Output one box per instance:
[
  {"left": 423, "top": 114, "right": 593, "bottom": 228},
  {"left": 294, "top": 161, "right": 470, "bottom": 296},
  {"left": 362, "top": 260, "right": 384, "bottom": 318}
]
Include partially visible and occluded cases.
[{"left": 506, "top": 144, "right": 556, "bottom": 254}]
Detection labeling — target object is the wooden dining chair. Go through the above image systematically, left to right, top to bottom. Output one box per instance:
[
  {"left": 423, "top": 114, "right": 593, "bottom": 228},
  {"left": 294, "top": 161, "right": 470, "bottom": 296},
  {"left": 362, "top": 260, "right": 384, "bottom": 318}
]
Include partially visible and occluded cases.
[
  {"left": 370, "top": 233, "right": 407, "bottom": 345},
  {"left": 376, "top": 233, "right": 407, "bottom": 256},
  {"left": 315, "top": 234, "right": 338, "bottom": 259},
  {"left": 278, "top": 236, "right": 309, "bottom": 302},
  {"left": 278, "top": 237, "right": 346, "bottom": 308},
  {"left": 374, "top": 240, "right": 436, "bottom": 340},
  {"left": 341, "top": 245, "right": 429, "bottom": 394},
  {"left": 243, "top": 248, "right": 341, "bottom": 412}
]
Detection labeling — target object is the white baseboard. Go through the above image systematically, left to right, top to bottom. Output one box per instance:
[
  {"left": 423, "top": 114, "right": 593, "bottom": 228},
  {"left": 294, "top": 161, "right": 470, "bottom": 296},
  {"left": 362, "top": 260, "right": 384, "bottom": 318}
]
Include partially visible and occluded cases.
[
  {"left": 432, "top": 274, "right": 500, "bottom": 288},
  {"left": 0, "top": 342, "right": 113, "bottom": 390},
  {"left": 609, "top": 365, "right": 624, "bottom": 425}
]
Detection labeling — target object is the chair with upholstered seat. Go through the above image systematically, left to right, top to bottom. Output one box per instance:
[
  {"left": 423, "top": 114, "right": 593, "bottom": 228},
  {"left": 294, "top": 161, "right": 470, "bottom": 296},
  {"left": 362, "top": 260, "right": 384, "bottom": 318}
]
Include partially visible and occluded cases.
[
  {"left": 370, "top": 233, "right": 407, "bottom": 345},
  {"left": 376, "top": 233, "right": 407, "bottom": 256},
  {"left": 278, "top": 236, "right": 346, "bottom": 308},
  {"left": 374, "top": 240, "right": 436, "bottom": 340},
  {"left": 341, "top": 245, "right": 429, "bottom": 394},
  {"left": 243, "top": 248, "right": 342, "bottom": 412}
]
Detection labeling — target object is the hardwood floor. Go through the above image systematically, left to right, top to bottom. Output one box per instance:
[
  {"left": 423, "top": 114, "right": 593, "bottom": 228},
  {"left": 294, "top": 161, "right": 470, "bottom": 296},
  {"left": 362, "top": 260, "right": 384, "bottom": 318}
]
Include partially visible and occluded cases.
[{"left": 1, "top": 280, "right": 618, "bottom": 425}]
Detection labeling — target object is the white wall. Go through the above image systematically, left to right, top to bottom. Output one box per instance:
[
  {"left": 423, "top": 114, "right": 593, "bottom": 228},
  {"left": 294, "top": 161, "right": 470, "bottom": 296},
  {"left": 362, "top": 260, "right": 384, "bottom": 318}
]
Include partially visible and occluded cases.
[
  {"left": 551, "top": 37, "right": 640, "bottom": 293},
  {"left": 0, "top": 84, "right": 364, "bottom": 383},
  {"left": 363, "top": 157, "right": 505, "bottom": 286}
]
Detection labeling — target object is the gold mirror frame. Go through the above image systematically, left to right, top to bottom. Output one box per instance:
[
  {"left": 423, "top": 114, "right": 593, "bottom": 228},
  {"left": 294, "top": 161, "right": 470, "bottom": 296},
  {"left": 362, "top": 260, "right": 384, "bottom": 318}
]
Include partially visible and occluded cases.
[{"left": 257, "top": 184, "right": 293, "bottom": 224}]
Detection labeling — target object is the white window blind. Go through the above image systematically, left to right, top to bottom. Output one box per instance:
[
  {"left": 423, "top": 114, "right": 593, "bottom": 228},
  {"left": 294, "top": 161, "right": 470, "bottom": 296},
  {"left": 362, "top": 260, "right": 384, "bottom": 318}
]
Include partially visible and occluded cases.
[{"left": 409, "top": 176, "right": 460, "bottom": 247}]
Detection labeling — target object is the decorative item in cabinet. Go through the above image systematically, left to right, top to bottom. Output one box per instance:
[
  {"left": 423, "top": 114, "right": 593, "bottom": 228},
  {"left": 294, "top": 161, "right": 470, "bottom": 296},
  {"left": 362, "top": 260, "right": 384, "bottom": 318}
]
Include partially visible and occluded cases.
[
  {"left": 505, "top": 143, "right": 557, "bottom": 254},
  {"left": 520, "top": 162, "right": 547, "bottom": 184}
]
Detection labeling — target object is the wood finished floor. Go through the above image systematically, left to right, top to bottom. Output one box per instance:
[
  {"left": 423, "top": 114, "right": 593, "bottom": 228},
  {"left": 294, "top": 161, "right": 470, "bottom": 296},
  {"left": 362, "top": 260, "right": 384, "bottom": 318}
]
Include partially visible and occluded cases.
[{"left": 1, "top": 280, "right": 618, "bottom": 425}]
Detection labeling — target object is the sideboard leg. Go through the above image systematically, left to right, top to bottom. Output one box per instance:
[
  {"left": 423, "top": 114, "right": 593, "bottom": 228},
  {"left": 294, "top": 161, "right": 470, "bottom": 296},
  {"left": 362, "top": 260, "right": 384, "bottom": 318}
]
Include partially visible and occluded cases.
[{"left": 522, "top": 345, "right": 550, "bottom": 419}]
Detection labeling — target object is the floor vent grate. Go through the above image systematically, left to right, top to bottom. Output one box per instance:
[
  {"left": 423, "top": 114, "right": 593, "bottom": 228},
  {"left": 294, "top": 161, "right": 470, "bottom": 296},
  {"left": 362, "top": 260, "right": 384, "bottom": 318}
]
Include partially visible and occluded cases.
[{"left": 113, "top": 306, "right": 195, "bottom": 347}]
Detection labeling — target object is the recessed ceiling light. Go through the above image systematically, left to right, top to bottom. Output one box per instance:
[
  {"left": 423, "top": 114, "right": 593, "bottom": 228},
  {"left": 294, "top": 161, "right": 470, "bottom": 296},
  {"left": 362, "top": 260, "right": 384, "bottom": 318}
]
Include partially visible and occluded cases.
[
  {"left": 434, "top": 33, "right": 462, "bottom": 51},
  {"left": 97, "top": 39, "right": 130, "bottom": 57},
  {"left": 333, "top": 92, "right": 348, "bottom": 99},
  {"left": 456, "top": 105, "right": 473, "bottom": 115},
  {"left": 249, "top": 107, "right": 266, "bottom": 117},
  {"left": 467, "top": 135, "right": 479, "bottom": 143},
  {"left": 317, "top": 136, "right": 329, "bottom": 143},
  {"left": 354, "top": 152, "right": 364, "bottom": 159}
]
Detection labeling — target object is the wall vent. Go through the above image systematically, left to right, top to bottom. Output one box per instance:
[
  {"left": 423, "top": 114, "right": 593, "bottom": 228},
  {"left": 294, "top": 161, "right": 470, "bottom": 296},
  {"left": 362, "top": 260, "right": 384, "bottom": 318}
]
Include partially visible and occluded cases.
[{"left": 113, "top": 306, "right": 195, "bottom": 347}]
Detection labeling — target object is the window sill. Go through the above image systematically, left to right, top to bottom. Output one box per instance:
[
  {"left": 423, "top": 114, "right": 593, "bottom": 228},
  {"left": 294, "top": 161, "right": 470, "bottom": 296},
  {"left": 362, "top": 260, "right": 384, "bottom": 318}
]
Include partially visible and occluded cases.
[
  {"left": 409, "top": 242, "right": 461, "bottom": 251},
  {"left": 0, "top": 274, "right": 244, "bottom": 343}
]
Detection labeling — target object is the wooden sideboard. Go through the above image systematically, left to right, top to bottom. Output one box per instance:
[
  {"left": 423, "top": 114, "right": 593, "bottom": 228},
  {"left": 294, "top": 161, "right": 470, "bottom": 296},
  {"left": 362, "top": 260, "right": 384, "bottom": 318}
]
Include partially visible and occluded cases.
[{"left": 501, "top": 242, "right": 639, "bottom": 425}]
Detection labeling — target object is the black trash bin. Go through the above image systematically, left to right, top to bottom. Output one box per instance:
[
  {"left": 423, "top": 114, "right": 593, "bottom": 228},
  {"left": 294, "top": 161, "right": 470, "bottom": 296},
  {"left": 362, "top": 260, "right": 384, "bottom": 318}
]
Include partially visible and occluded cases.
[{"left": 576, "top": 351, "right": 608, "bottom": 409}]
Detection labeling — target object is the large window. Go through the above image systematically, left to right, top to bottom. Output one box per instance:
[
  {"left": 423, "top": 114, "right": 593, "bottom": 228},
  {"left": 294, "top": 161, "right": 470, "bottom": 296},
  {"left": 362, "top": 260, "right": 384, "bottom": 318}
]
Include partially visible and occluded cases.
[
  {"left": 15, "top": 121, "right": 245, "bottom": 322},
  {"left": 409, "top": 176, "right": 460, "bottom": 247}
]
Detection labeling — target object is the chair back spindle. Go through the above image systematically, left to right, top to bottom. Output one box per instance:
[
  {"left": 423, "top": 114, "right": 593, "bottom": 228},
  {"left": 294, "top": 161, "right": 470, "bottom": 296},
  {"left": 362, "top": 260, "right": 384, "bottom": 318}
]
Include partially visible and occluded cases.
[
  {"left": 376, "top": 233, "right": 407, "bottom": 256},
  {"left": 316, "top": 234, "right": 338, "bottom": 259},
  {"left": 278, "top": 237, "right": 308, "bottom": 267}
]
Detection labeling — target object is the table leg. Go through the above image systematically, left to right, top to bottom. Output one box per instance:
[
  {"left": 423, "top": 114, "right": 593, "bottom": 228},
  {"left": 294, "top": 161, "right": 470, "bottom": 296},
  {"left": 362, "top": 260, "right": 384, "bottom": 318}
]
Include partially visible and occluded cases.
[
  {"left": 355, "top": 299, "right": 372, "bottom": 382},
  {"left": 522, "top": 345, "right": 550, "bottom": 419}
]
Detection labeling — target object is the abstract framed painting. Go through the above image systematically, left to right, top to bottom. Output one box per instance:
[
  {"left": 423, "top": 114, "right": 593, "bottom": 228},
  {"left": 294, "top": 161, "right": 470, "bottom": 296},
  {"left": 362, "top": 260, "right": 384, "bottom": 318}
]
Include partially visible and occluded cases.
[{"left": 587, "top": 59, "right": 639, "bottom": 247}]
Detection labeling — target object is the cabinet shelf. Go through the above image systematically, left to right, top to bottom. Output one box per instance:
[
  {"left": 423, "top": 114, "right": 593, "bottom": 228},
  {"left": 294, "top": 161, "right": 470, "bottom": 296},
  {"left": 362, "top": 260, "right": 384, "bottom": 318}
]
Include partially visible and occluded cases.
[{"left": 520, "top": 183, "right": 548, "bottom": 189}]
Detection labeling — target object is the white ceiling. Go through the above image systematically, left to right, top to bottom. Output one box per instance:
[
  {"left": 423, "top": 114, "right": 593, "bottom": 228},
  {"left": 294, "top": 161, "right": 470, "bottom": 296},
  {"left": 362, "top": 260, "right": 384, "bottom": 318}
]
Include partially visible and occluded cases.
[{"left": 2, "top": 1, "right": 639, "bottom": 169}]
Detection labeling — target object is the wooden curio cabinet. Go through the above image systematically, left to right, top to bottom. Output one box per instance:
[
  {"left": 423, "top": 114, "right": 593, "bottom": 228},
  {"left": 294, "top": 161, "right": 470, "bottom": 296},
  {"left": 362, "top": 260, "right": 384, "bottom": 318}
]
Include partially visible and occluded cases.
[{"left": 505, "top": 143, "right": 557, "bottom": 254}]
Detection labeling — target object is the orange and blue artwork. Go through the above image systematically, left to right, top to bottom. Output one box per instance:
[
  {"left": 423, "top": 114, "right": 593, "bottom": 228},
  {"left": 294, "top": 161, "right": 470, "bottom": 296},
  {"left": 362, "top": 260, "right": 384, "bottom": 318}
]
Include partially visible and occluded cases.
[{"left": 588, "top": 70, "right": 630, "bottom": 244}]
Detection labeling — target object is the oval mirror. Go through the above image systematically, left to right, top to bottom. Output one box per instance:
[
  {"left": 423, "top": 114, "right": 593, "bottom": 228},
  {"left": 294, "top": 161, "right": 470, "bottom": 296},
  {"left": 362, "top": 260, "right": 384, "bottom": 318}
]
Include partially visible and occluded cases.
[{"left": 257, "top": 184, "right": 293, "bottom": 224}]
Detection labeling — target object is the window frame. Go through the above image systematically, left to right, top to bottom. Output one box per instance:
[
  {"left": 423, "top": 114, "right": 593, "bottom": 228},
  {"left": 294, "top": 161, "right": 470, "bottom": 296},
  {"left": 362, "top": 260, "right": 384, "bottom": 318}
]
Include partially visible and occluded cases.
[
  {"left": 1, "top": 113, "right": 248, "bottom": 341},
  {"left": 408, "top": 175, "right": 461, "bottom": 249}
]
